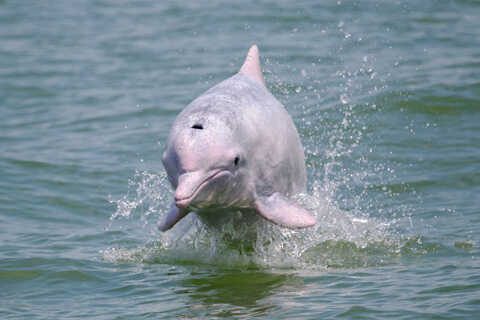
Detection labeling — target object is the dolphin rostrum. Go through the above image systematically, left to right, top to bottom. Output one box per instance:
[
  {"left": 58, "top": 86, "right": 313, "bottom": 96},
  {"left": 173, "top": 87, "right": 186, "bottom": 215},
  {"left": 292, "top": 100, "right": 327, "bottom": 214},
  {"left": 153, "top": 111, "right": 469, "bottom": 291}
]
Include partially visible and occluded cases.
[{"left": 158, "top": 45, "right": 316, "bottom": 231}]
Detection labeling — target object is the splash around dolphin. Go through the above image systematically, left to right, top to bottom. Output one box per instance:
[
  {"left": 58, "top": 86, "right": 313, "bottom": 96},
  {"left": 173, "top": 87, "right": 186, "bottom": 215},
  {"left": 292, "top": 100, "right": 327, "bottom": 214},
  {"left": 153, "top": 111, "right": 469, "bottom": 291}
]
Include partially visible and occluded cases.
[{"left": 158, "top": 45, "right": 316, "bottom": 231}]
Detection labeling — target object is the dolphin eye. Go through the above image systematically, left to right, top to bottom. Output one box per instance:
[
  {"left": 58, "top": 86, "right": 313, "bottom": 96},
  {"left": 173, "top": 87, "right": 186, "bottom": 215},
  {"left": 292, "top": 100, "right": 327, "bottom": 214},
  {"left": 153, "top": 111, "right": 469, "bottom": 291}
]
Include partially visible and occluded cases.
[
  {"left": 191, "top": 124, "right": 203, "bottom": 130},
  {"left": 234, "top": 156, "right": 239, "bottom": 166}
]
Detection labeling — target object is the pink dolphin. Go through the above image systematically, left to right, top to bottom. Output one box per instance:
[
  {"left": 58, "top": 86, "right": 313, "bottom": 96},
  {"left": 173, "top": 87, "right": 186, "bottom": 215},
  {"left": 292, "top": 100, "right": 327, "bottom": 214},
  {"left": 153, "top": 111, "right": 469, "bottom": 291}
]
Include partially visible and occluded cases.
[{"left": 158, "top": 45, "right": 316, "bottom": 231}]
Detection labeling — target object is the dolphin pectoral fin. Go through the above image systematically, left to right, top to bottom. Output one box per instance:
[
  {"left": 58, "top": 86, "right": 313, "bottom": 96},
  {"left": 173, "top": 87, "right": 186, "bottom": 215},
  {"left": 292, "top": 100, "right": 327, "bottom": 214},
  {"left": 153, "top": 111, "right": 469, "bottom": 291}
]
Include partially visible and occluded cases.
[
  {"left": 254, "top": 193, "right": 316, "bottom": 229},
  {"left": 157, "top": 203, "right": 189, "bottom": 232}
]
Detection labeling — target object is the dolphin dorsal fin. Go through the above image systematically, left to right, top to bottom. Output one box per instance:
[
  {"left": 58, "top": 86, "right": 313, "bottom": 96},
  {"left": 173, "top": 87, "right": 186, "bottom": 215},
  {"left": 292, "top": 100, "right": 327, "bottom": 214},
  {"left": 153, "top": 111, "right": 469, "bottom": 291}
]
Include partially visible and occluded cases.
[{"left": 239, "top": 45, "right": 266, "bottom": 87}]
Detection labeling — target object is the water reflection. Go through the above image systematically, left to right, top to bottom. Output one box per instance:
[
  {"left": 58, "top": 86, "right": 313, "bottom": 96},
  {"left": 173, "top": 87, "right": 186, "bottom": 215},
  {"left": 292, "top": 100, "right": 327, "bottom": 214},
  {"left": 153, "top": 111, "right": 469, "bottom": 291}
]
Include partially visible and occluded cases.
[{"left": 178, "top": 270, "right": 303, "bottom": 317}]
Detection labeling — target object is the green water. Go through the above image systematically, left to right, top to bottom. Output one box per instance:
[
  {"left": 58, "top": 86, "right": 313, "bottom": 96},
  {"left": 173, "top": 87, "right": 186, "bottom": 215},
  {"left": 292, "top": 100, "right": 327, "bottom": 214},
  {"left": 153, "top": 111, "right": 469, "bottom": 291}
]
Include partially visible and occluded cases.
[{"left": 1, "top": 1, "right": 479, "bottom": 319}]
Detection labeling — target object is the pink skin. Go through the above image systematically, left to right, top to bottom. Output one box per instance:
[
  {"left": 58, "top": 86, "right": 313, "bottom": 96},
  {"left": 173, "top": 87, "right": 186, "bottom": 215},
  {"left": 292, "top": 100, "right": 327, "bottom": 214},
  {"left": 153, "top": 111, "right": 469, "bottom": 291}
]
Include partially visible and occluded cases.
[
  {"left": 158, "top": 45, "right": 316, "bottom": 232},
  {"left": 163, "top": 136, "right": 246, "bottom": 212}
]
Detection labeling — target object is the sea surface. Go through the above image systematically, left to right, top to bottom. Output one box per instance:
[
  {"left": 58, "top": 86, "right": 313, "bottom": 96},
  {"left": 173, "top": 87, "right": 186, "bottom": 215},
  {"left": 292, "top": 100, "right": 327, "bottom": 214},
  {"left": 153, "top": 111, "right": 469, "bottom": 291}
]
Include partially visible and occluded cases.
[{"left": 1, "top": 1, "right": 479, "bottom": 319}]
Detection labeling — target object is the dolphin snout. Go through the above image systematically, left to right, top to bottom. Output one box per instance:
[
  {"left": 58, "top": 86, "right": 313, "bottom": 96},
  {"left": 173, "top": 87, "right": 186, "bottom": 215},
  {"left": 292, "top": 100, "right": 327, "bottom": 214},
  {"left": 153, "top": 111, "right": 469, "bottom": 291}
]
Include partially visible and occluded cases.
[
  {"left": 174, "top": 170, "right": 231, "bottom": 209},
  {"left": 174, "top": 172, "right": 202, "bottom": 208},
  {"left": 174, "top": 190, "right": 192, "bottom": 209}
]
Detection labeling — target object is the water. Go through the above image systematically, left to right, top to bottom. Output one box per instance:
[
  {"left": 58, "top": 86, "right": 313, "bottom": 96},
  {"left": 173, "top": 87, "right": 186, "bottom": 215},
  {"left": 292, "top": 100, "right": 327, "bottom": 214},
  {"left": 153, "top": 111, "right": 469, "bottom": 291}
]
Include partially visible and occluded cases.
[{"left": 1, "top": 0, "right": 479, "bottom": 318}]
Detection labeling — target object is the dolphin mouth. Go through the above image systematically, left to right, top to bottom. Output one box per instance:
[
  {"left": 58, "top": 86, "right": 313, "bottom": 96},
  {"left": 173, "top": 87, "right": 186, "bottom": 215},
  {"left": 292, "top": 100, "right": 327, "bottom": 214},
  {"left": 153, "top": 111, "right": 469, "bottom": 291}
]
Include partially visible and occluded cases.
[{"left": 174, "top": 169, "right": 231, "bottom": 209}]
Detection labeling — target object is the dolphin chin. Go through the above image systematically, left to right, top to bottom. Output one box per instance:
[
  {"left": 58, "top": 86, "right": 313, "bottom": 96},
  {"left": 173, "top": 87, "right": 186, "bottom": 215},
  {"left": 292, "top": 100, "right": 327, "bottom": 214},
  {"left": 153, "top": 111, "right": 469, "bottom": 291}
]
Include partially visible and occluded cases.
[
  {"left": 174, "top": 169, "right": 232, "bottom": 209},
  {"left": 174, "top": 198, "right": 190, "bottom": 209}
]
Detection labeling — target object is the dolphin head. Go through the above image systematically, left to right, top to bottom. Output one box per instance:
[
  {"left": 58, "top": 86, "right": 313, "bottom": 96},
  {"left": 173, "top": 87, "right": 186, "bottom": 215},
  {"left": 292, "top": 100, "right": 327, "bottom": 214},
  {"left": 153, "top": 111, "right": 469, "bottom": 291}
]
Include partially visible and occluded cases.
[{"left": 162, "top": 112, "right": 251, "bottom": 212}]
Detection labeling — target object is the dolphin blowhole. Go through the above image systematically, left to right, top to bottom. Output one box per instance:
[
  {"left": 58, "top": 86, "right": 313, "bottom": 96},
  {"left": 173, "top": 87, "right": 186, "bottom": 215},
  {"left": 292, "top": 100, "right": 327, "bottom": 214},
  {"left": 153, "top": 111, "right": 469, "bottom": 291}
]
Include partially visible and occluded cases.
[{"left": 191, "top": 124, "right": 203, "bottom": 130}]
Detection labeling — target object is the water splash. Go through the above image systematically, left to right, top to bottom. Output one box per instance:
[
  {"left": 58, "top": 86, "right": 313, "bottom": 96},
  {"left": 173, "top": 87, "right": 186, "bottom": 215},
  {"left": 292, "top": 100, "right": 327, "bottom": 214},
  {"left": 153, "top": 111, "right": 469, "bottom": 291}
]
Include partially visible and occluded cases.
[
  {"left": 105, "top": 168, "right": 411, "bottom": 270},
  {"left": 108, "top": 170, "right": 170, "bottom": 227}
]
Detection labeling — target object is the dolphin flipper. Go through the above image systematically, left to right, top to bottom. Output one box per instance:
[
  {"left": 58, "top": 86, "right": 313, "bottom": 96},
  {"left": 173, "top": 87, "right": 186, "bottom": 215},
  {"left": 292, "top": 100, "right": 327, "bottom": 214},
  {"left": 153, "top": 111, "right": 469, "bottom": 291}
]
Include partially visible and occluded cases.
[
  {"left": 254, "top": 193, "right": 316, "bottom": 229},
  {"left": 157, "top": 203, "right": 189, "bottom": 231}
]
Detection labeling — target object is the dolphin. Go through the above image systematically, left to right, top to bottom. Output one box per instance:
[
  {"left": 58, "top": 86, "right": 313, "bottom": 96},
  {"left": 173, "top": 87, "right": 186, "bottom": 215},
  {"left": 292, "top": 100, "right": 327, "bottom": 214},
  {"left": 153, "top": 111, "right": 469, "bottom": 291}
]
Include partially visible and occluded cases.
[{"left": 158, "top": 45, "right": 316, "bottom": 231}]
